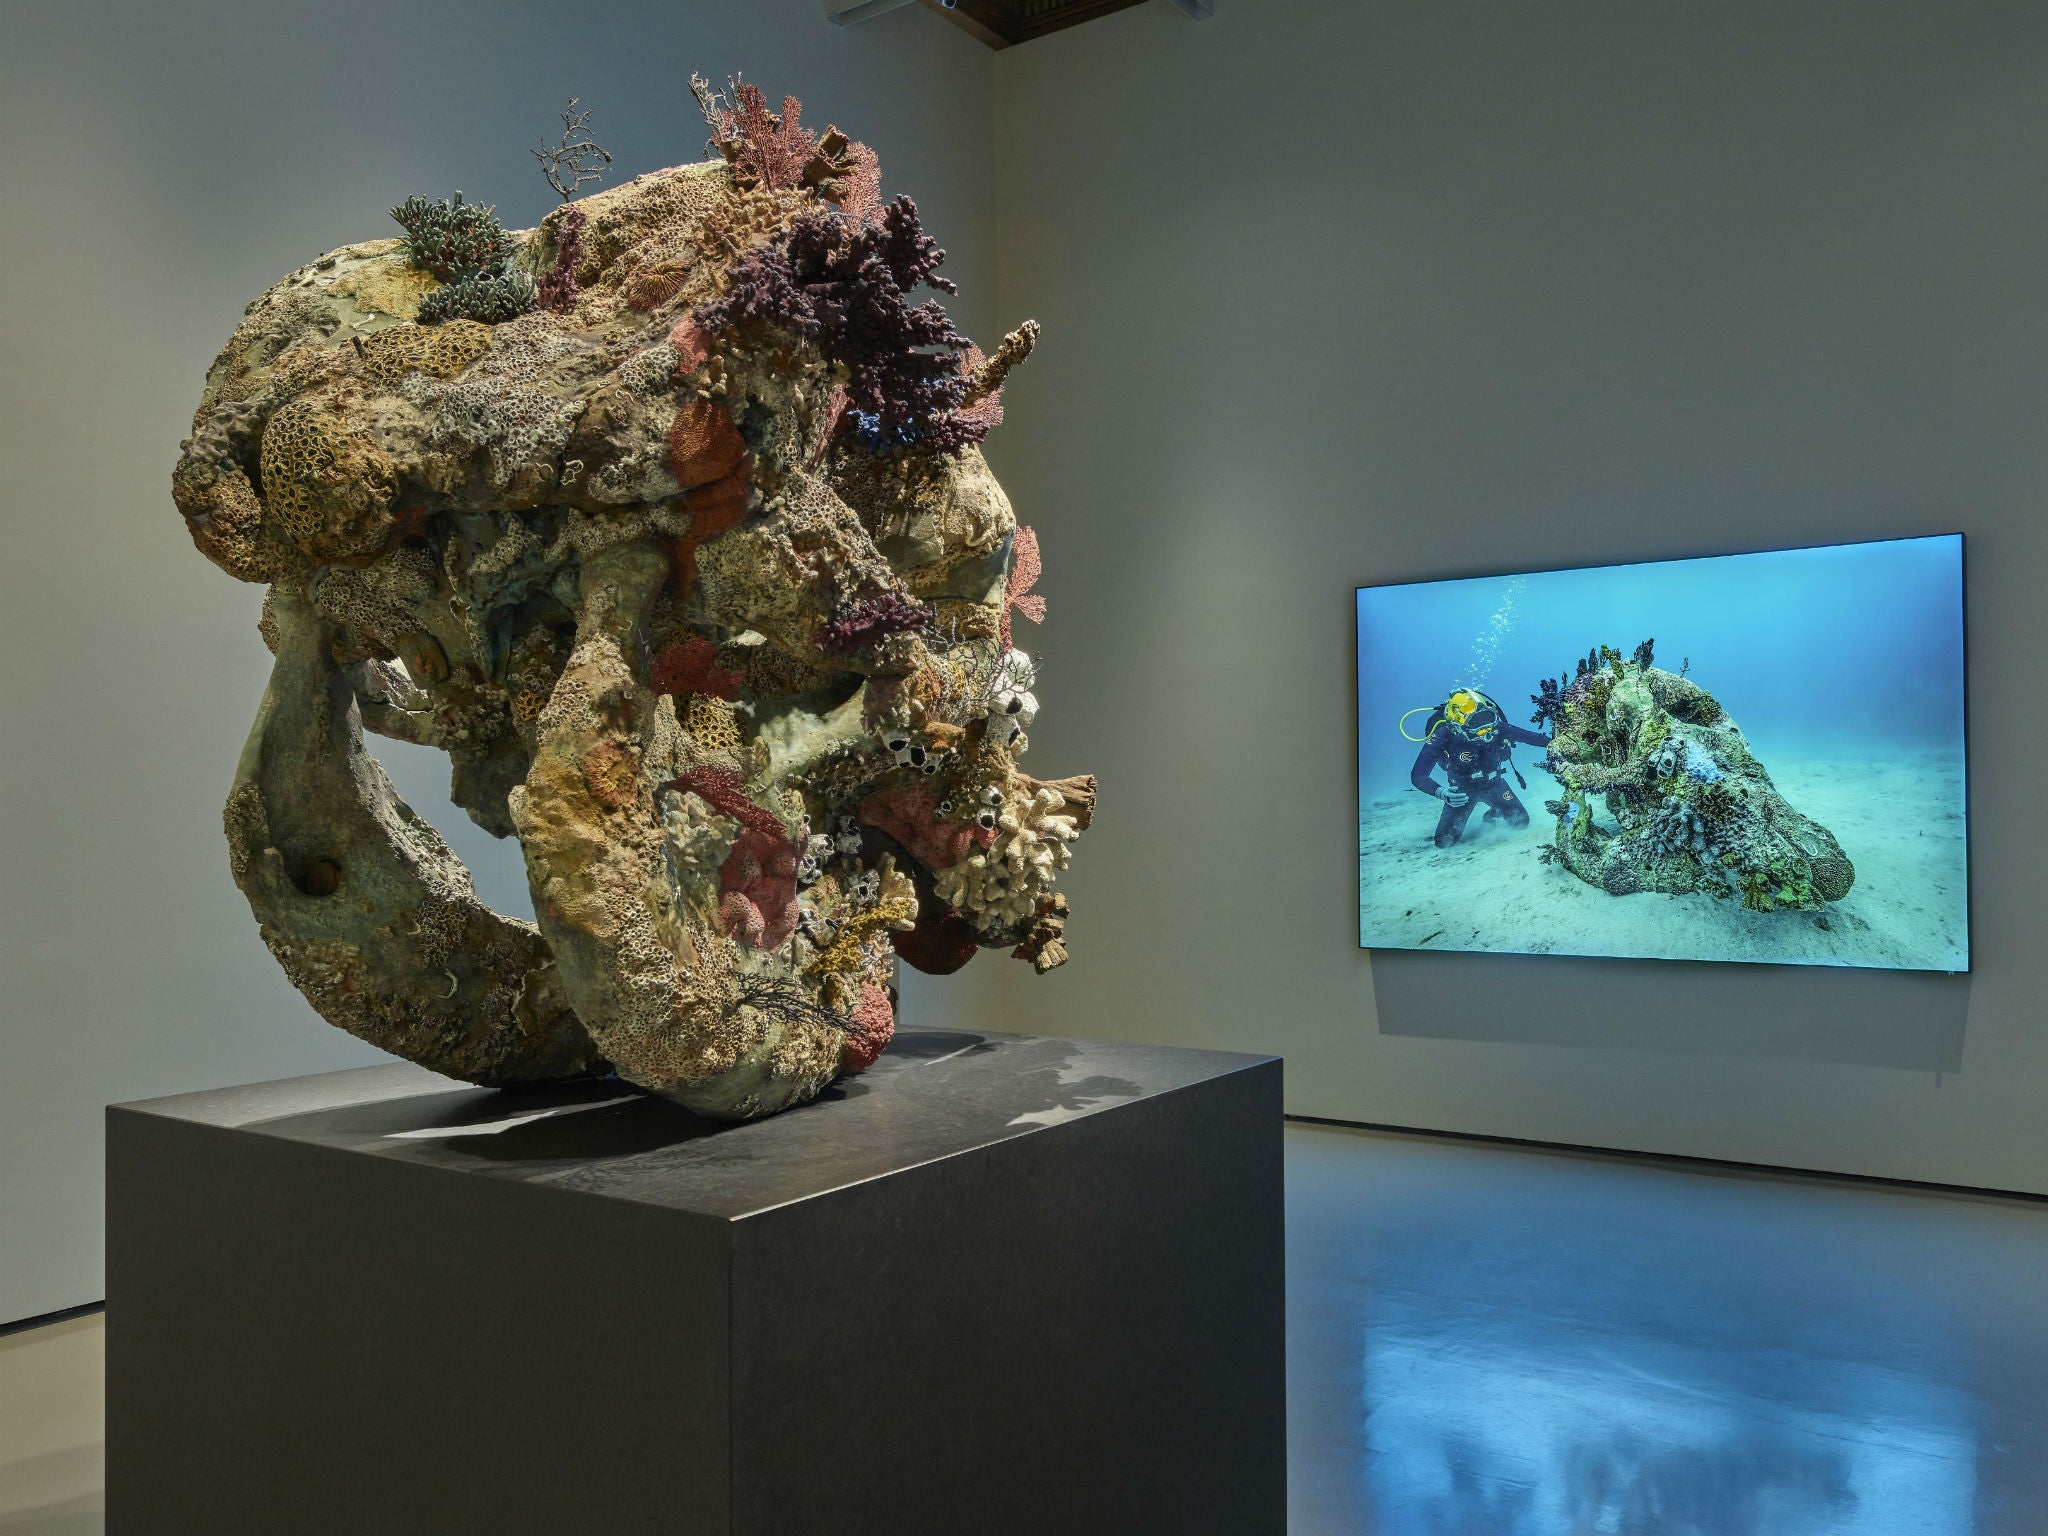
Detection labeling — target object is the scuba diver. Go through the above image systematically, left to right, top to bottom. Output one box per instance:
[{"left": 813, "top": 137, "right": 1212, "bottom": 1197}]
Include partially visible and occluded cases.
[{"left": 1403, "top": 688, "right": 1553, "bottom": 849}]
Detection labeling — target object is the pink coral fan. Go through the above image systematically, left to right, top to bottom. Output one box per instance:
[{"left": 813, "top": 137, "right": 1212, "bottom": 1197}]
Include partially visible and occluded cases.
[
  {"left": 707, "top": 82, "right": 819, "bottom": 192},
  {"left": 834, "top": 141, "right": 883, "bottom": 227},
  {"left": 1001, "top": 525, "right": 1046, "bottom": 650},
  {"left": 651, "top": 635, "right": 742, "bottom": 701},
  {"left": 858, "top": 783, "right": 994, "bottom": 871},
  {"left": 842, "top": 983, "right": 894, "bottom": 1072}
]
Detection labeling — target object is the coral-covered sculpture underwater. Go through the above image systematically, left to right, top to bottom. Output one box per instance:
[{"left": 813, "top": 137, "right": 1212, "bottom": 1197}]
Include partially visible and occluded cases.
[
  {"left": 171, "top": 81, "right": 1093, "bottom": 1120},
  {"left": 1533, "top": 641, "right": 1852, "bottom": 912}
]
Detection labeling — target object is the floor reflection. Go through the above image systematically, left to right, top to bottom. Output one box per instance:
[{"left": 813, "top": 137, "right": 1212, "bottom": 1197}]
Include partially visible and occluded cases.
[
  {"left": 1287, "top": 1124, "right": 2042, "bottom": 1535},
  {"left": 1362, "top": 1299, "right": 1970, "bottom": 1534}
]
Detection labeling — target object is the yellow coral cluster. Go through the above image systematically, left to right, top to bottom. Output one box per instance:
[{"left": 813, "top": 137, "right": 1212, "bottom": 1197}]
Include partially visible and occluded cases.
[
  {"left": 547, "top": 163, "right": 726, "bottom": 280},
  {"left": 693, "top": 185, "right": 813, "bottom": 287},
  {"left": 329, "top": 245, "right": 441, "bottom": 320},
  {"left": 359, "top": 321, "right": 492, "bottom": 385},
  {"left": 258, "top": 397, "right": 398, "bottom": 561},
  {"left": 174, "top": 463, "right": 297, "bottom": 585},
  {"left": 928, "top": 596, "right": 1000, "bottom": 641},
  {"left": 504, "top": 625, "right": 568, "bottom": 731},
  {"left": 684, "top": 693, "right": 745, "bottom": 764},
  {"left": 805, "top": 858, "right": 919, "bottom": 976}
]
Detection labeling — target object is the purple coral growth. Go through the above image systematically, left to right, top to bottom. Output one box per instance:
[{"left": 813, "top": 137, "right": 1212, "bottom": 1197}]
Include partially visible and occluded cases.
[
  {"left": 695, "top": 198, "right": 987, "bottom": 453},
  {"left": 537, "top": 206, "right": 585, "bottom": 313},
  {"left": 816, "top": 593, "right": 932, "bottom": 655}
]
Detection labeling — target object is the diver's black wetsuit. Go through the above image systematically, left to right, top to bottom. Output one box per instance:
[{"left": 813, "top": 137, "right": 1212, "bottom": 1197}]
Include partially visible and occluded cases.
[{"left": 1411, "top": 721, "right": 1552, "bottom": 848}]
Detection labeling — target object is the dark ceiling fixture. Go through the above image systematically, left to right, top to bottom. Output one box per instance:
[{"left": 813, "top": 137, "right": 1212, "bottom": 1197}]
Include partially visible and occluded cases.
[
  {"left": 832, "top": 0, "right": 1210, "bottom": 50},
  {"left": 923, "top": 0, "right": 1133, "bottom": 48}
]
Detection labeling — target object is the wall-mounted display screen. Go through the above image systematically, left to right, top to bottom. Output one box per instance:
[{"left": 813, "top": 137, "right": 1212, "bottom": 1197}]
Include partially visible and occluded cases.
[{"left": 1357, "top": 535, "right": 1967, "bottom": 971}]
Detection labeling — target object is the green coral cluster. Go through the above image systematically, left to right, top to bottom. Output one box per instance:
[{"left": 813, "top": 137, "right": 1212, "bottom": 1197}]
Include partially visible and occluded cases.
[
  {"left": 390, "top": 191, "right": 536, "bottom": 326},
  {"left": 390, "top": 192, "right": 517, "bottom": 281},
  {"left": 417, "top": 271, "right": 539, "bottom": 326}
]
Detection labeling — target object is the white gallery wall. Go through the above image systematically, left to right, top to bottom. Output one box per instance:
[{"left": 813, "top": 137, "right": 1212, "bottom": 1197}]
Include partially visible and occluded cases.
[
  {"left": 0, "top": 0, "right": 1000, "bottom": 1323},
  {"left": 8, "top": 0, "right": 2048, "bottom": 1323},
  {"left": 971, "top": 0, "right": 2048, "bottom": 1194}
]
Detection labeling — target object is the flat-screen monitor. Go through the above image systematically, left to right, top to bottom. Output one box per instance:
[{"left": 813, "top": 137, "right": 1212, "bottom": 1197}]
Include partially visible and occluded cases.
[{"left": 1356, "top": 534, "right": 1967, "bottom": 972}]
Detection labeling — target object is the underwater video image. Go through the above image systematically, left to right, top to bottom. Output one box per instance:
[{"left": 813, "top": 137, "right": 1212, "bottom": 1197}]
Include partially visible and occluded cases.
[{"left": 1357, "top": 535, "right": 1968, "bottom": 972}]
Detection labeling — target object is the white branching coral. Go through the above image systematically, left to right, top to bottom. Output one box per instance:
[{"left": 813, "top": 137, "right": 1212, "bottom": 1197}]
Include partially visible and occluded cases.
[{"left": 932, "top": 783, "right": 1078, "bottom": 930}]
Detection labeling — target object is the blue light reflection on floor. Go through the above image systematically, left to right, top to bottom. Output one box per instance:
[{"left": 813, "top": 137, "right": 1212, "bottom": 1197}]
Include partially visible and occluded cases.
[
  {"left": 1284, "top": 1125, "right": 2044, "bottom": 1536},
  {"left": 1360, "top": 1300, "right": 1976, "bottom": 1535}
]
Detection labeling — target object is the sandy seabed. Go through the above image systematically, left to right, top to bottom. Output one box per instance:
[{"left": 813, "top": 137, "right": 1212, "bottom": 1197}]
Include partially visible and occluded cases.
[{"left": 1357, "top": 751, "right": 1969, "bottom": 971}]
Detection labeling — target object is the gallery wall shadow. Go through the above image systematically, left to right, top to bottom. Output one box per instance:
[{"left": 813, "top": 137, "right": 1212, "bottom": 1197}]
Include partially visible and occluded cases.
[{"left": 1371, "top": 947, "right": 1969, "bottom": 1073}]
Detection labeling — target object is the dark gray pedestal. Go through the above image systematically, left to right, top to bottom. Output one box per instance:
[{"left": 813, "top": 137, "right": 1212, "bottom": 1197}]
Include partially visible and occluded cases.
[{"left": 107, "top": 1028, "right": 1283, "bottom": 1535}]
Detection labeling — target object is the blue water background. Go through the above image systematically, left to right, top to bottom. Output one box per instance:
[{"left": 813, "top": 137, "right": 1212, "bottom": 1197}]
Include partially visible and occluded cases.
[{"left": 1357, "top": 535, "right": 1966, "bottom": 797}]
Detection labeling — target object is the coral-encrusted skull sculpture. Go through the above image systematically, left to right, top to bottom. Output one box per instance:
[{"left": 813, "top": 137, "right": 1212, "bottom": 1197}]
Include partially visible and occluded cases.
[
  {"left": 171, "top": 85, "right": 1094, "bottom": 1119},
  {"left": 1538, "top": 646, "right": 1850, "bottom": 912}
]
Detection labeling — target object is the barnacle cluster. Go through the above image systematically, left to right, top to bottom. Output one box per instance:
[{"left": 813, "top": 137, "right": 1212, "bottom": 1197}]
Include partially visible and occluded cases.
[
  {"left": 172, "top": 78, "right": 1093, "bottom": 1121},
  {"left": 1536, "top": 644, "right": 1852, "bottom": 913}
]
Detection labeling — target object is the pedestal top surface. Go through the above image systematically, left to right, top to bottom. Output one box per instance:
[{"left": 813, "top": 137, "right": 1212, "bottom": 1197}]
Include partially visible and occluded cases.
[{"left": 113, "top": 1029, "right": 1275, "bottom": 1220}]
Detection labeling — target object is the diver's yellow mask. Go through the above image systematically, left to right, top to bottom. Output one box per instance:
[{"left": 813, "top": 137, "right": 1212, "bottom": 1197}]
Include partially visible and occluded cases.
[{"left": 1444, "top": 690, "right": 1499, "bottom": 740}]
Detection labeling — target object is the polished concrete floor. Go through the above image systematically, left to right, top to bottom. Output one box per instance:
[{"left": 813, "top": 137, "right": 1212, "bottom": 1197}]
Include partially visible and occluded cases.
[
  {"left": 5, "top": 1123, "right": 2047, "bottom": 1532},
  {"left": 1287, "top": 1124, "right": 2048, "bottom": 1535}
]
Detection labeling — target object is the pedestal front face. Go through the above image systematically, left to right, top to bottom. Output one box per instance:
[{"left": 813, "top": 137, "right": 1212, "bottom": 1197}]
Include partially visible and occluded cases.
[{"left": 107, "top": 1030, "right": 1284, "bottom": 1536}]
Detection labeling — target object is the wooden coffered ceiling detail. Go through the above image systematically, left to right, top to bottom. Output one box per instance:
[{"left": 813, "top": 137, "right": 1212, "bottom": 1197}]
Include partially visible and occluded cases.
[{"left": 919, "top": 0, "right": 1150, "bottom": 48}]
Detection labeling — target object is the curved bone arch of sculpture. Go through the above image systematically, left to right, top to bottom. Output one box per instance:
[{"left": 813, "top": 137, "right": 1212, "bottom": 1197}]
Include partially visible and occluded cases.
[{"left": 172, "top": 91, "right": 1094, "bottom": 1120}]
